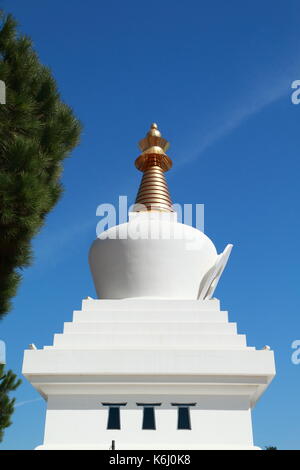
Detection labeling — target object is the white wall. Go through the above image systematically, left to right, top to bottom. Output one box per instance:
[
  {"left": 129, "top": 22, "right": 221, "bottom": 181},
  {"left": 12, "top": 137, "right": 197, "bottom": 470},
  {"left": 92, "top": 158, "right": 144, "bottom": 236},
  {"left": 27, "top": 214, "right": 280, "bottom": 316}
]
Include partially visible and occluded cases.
[{"left": 42, "top": 395, "right": 253, "bottom": 449}]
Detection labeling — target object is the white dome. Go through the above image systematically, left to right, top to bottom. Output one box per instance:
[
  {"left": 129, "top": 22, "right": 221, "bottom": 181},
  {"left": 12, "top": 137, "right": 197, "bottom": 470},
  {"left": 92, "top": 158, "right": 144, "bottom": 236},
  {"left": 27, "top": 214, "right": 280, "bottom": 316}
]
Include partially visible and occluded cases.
[{"left": 89, "top": 212, "right": 218, "bottom": 300}]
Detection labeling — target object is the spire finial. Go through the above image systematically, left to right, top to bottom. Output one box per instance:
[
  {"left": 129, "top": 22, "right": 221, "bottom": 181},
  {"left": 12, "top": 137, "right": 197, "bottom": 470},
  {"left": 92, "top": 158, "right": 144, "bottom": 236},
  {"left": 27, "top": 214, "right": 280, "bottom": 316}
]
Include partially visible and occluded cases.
[
  {"left": 136, "top": 122, "right": 172, "bottom": 170},
  {"left": 149, "top": 122, "right": 160, "bottom": 135},
  {"left": 133, "top": 123, "right": 173, "bottom": 212}
]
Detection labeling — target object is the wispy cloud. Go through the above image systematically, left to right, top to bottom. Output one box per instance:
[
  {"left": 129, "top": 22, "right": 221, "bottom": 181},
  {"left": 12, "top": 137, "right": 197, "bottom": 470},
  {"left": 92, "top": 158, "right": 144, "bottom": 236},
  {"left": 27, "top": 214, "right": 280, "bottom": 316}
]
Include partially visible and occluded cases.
[
  {"left": 175, "top": 69, "right": 294, "bottom": 168},
  {"left": 15, "top": 397, "right": 43, "bottom": 408}
]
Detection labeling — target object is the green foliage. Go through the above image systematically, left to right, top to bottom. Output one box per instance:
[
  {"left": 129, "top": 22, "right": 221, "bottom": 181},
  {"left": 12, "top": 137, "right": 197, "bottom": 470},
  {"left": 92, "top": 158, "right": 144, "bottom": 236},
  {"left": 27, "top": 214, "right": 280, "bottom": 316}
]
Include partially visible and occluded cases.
[
  {"left": 0, "top": 12, "right": 82, "bottom": 317},
  {"left": 0, "top": 363, "right": 21, "bottom": 442},
  {"left": 265, "top": 446, "right": 278, "bottom": 450}
]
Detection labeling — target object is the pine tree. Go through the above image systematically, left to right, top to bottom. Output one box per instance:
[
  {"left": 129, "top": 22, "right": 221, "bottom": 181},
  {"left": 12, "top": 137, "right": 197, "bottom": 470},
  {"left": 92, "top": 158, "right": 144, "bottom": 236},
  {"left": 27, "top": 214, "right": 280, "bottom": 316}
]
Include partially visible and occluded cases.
[
  {"left": 0, "top": 12, "right": 82, "bottom": 318},
  {"left": 0, "top": 364, "right": 21, "bottom": 442}
]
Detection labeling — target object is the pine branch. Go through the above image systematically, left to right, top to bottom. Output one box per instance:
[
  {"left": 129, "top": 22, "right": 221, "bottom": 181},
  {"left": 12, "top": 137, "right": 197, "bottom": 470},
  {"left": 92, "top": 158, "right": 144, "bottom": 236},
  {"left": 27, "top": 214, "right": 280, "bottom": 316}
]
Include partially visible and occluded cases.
[{"left": 0, "top": 11, "right": 82, "bottom": 318}]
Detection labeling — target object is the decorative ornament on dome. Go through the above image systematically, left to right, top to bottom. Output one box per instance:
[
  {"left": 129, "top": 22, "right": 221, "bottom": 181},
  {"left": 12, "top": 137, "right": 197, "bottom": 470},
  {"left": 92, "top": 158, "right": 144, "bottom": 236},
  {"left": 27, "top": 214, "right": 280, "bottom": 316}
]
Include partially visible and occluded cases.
[{"left": 133, "top": 123, "right": 173, "bottom": 212}]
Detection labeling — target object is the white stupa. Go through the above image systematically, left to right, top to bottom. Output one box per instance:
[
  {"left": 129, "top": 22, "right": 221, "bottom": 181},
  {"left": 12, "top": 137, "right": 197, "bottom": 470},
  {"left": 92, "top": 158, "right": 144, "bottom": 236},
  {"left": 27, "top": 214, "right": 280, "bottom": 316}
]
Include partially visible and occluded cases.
[{"left": 23, "top": 123, "right": 275, "bottom": 449}]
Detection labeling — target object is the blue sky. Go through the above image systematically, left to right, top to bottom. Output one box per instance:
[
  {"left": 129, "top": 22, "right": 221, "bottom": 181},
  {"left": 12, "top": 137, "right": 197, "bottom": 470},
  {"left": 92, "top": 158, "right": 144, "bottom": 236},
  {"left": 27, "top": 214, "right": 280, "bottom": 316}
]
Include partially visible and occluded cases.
[{"left": 0, "top": 0, "right": 300, "bottom": 450}]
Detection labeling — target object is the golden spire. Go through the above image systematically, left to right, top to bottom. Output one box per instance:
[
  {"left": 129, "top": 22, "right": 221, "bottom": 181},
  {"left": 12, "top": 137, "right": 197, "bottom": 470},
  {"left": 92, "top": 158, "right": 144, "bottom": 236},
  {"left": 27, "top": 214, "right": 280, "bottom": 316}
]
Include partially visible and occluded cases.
[{"left": 133, "top": 123, "right": 173, "bottom": 212}]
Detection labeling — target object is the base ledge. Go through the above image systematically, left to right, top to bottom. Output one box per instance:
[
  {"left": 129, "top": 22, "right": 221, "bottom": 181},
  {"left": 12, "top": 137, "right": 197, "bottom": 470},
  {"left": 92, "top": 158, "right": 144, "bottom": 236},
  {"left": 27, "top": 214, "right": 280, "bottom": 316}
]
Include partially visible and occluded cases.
[{"left": 35, "top": 444, "right": 261, "bottom": 450}]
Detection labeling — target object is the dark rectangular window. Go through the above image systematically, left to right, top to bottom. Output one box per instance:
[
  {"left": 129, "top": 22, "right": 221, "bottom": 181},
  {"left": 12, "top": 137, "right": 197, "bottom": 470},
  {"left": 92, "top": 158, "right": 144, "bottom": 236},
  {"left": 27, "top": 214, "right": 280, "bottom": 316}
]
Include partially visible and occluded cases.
[
  {"left": 102, "top": 403, "right": 126, "bottom": 430},
  {"left": 137, "top": 403, "right": 161, "bottom": 430},
  {"left": 171, "top": 403, "right": 195, "bottom": 430},
  {"left": 107, "top": 407, "right": 120, "bottom": 430},
  {"left": 143, "top": 407, "right": 155, "bottom": 430},
  {"left": 178, "top": 407, "right": 191, "bottom": 430}
]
